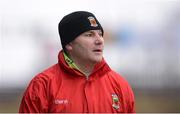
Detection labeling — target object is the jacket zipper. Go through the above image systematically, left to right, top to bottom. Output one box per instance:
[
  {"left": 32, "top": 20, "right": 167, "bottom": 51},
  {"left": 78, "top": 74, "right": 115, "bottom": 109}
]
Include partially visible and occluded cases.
[
  {"left": 84, "top": 74, "right": 91, "bottom": 112},
  {"left": 86, "top": 75, "right": 89, "bottom": 80},
  {"left": 84, "top": 79, "right": 90, "bottom": 112}
]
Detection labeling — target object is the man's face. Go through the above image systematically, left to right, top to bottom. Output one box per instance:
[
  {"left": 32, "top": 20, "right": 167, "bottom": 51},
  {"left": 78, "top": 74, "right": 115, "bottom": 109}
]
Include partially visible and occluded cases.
[{"left": 68, "top": 30, "right": 104, "bottom": 64}]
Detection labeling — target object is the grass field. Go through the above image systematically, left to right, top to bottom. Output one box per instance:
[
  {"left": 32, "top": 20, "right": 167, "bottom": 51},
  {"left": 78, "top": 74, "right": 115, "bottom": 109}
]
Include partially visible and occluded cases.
[{"left": 0, "top": 88, "right": 180, "bottom": 112}]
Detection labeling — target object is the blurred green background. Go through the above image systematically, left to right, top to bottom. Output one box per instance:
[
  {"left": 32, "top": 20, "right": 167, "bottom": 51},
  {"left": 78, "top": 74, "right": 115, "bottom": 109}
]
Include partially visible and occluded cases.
[
  {"left": 0, "top": 0, "right": 180, "bottom": 112},
  {"left": 1, "top": 88, "right": 180, "bottom": 112}
]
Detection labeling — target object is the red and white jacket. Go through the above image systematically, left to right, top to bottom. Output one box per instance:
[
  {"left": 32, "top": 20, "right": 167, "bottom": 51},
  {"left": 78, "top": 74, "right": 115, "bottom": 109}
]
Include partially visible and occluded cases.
[{"left": 19, "top": 51, "right": 135, "bottom": 113}]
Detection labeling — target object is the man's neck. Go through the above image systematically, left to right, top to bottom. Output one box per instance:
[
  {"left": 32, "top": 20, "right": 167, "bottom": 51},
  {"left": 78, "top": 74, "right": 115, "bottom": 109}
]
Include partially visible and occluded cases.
[
  {"left": 72, "top": 56, "right": 95, "bottom": 76},
  {"left": 74, "top": 60, "right": 95, "bottom": 76}
]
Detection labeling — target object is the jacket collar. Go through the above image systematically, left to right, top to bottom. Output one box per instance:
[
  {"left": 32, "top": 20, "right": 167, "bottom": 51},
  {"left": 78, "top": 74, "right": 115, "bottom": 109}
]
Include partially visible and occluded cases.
[
  {"left": 58, "top": 50, "right": 111, "bottom": 80},
  {"left": 63, "top": 51, "right": 81, "bottom": 71}
]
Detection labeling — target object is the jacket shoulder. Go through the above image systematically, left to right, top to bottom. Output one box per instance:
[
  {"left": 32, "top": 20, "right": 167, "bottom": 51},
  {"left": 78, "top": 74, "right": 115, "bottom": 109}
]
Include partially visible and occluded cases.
[
  {"left": 24, "top": 63, "right": 61, "bottom": 97},
  {"left": 32, "top": 63, "right": 60, "bottom": 82},
  {"left": 19, "top": 64, "right": 61, "bottom": 112},
  {"left": 107, "top": 70, "right": 134, "bottom": 94},
  {"left": 108, "top": 70, "right": 129, "bottom": 86}
]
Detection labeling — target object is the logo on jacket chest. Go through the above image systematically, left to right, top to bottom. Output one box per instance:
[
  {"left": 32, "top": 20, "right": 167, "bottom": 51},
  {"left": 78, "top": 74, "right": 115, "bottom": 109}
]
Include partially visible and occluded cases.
[
  {"left": 111, "top": 93, "right": 120, "bottom": 110},
  {"left": 54, "top": 99, "right": 68, "bottom": 105}
]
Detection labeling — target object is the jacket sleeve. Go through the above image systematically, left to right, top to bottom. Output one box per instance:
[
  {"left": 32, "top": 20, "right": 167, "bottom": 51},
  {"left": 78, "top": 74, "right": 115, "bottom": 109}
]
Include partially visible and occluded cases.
[
  {"left": 19, "top": 75, "right": 49, "bottom": 113},
  {"left": 127, "top": 84, "right": 135, "bottom": 113}
]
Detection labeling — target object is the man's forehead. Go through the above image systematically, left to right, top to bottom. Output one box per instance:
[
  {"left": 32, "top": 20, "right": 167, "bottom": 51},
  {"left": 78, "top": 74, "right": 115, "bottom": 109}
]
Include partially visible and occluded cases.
[{"left": 84, "top": 30, "right": 102, "bottom": 33}]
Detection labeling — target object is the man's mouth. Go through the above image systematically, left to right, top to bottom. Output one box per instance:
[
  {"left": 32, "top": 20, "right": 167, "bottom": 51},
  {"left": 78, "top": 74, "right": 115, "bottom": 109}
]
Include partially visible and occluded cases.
[{"left": 93, "top": 49, "right": 102, "bottom": 52}]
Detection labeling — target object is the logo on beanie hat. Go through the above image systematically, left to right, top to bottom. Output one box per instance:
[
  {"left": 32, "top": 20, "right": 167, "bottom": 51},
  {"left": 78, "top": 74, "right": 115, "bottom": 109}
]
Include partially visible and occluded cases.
[{"left": 88, "top": 16, "right": 98, "bottom": 27}]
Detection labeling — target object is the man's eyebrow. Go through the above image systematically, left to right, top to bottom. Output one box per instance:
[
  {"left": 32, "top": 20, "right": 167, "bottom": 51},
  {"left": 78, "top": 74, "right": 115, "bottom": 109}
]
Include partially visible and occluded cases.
[
  {"left": 85, "top": 30, "right": 101, "bottom": 34},
  {"left": 85, "top": 31, "right": 94, "bottom": 34}
]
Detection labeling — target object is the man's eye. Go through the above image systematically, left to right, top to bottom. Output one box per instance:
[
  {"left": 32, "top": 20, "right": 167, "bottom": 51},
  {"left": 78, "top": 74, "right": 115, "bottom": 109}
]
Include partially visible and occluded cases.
[
  {"left": 99, "top": 32, "right": 103, "bottom": 37},
  {"left": 85, "top": 33, "right": 92, "bottom": 37}
]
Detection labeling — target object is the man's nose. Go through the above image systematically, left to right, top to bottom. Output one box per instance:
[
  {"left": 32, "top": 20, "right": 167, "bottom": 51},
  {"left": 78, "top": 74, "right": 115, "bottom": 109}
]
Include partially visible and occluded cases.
[{"left": 95, "top": 33, "right": 104, "bottom": 45}]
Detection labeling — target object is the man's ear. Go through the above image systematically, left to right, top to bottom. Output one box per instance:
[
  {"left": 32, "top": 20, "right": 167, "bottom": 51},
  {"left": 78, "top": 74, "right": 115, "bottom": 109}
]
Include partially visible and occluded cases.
[{"left": 65, "top": 43, "right": 73, "bottom": 51}]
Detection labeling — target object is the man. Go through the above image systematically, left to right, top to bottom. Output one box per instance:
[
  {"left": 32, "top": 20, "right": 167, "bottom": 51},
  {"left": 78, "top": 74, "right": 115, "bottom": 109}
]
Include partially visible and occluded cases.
[{"left": 19, "top": 11, "right": 135, "bottom": 113}]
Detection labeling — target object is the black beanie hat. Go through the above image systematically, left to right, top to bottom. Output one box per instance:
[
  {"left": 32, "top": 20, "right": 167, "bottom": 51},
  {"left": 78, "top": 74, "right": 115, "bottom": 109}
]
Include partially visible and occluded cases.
[{"left": 58, "top": 11, "right": 104, "bottom": 50}]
